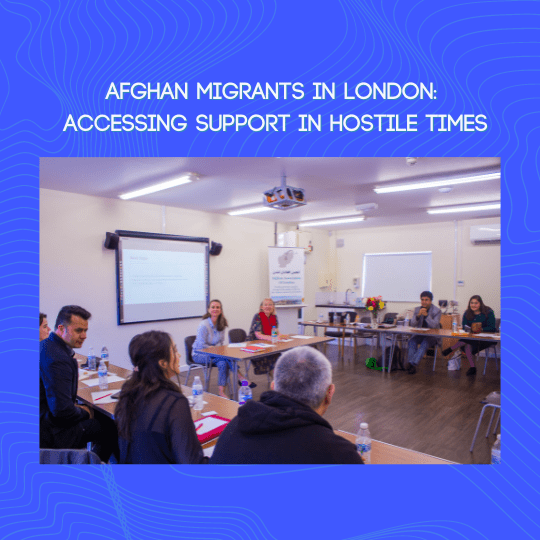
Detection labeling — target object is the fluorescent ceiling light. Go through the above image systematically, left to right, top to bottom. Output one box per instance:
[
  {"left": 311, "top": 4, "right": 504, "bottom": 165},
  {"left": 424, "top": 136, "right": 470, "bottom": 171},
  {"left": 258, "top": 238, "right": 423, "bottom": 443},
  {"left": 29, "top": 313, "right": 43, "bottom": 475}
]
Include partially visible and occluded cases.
[
  {"left": 374, "top": 172, "right": 500, "bottom": 194},
  {"left": 119, "top": 175, "right": 192, "bottom": 200},
  {"left": 427, "top": 203, "right": 500, "bottom": 215},
  {"left": 228, "top": 206, "right": 273, "bottom": 216},
  {"left": 299, "top": 216, "right": 366, "bottom": 227}
]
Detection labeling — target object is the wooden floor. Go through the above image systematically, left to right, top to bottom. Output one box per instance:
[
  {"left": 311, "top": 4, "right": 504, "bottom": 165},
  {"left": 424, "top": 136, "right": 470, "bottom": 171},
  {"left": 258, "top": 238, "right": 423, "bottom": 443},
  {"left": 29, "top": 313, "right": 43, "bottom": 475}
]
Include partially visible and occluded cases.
[{"left": 193, "top": 343, "right": 501, "bottom": 464}]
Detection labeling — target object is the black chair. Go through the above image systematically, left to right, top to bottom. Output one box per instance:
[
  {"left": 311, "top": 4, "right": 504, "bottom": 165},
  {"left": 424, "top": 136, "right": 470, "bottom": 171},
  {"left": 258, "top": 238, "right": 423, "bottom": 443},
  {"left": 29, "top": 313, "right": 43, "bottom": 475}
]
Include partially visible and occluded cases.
[
  {"left": 383, "top": 312, "right": 398, "bottom": 324},
  {"left": 360, "top": 316, "right": 377, "bottom": 358},
  {"left": 228, "top": 328, "right": 251, "bottom": 378},
  {"left": 184, "top": 335, "right": 204, "bottom": 386},
  {"left": 40, "top": 448, "right": 102, "bottom": 464}
]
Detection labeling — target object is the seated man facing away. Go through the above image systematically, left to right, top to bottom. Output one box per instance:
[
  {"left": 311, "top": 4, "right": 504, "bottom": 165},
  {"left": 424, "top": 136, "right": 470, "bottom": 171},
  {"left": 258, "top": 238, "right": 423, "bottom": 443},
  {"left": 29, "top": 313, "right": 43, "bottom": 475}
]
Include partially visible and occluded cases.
[
  {"left": 406, "top": 291, "right": 442, "bottom": 375},
  {"left": 39, "top": 305, "right": 118, "bottom": 462},
  {"left": 211, "top": 346, "right": 364, "bottom": 464}
]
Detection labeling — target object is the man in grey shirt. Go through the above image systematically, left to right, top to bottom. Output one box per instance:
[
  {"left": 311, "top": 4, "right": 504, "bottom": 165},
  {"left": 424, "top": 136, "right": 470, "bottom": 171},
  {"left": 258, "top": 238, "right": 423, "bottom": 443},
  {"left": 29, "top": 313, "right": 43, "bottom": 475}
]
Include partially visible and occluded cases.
[{"left": 407, "top": 291, "right": 442, "bottom": 375}]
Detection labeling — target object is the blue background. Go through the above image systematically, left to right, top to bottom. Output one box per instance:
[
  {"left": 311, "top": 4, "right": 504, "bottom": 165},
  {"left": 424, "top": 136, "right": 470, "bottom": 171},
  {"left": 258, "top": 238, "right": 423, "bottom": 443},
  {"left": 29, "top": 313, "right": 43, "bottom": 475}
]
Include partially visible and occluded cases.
[{"left": 1, "top": 0, "right": 538, "bottom": 538}]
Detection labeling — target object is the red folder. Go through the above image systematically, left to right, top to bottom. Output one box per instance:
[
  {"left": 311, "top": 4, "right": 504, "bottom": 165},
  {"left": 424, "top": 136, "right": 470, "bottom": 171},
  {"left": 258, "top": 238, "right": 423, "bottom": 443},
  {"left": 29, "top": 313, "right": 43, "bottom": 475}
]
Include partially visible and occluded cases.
[
  {"left": 240, "top": 345, "right": 267, "bottom": 353},
  {"left": 194, "top": 414, "right": 230, "bottom": 444}
]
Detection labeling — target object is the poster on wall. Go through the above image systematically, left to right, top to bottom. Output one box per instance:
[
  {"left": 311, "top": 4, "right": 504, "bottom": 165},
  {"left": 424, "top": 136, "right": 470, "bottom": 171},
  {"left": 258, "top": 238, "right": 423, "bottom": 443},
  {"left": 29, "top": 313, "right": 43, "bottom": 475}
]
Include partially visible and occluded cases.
[{"left": 268, "top": 247, "right": 305, "bottom": 304}]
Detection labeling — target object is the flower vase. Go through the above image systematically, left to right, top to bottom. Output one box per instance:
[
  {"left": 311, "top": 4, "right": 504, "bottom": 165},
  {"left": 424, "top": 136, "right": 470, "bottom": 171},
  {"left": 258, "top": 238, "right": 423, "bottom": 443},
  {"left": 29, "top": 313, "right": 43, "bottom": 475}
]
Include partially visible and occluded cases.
[{"left": 371, "top": 312, "right": 378, "bottom": 328}]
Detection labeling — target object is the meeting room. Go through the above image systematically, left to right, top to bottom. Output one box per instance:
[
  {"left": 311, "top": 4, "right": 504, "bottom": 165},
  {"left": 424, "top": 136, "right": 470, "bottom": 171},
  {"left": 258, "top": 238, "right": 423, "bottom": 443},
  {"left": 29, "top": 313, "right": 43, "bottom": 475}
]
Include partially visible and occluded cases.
[{"left": 39, "top": 156, "right": 501, "bottom": 465}]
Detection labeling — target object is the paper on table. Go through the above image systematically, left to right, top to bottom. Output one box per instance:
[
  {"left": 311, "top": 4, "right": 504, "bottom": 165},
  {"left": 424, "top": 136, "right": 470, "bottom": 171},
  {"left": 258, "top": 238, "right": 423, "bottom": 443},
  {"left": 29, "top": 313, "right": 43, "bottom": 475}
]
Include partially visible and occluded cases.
[
  {"left": 412, "top": 328, "right": 430, "bottom": 332},
  {"left": 476, "top": 333, "right": 499, "bottom": 338},
  {"left": 290, "top": 335, "right": 312, "bottom": 339},
  {"left": 279, "top": 339, "right": 294, "bottom": 342},
  {"left": 227, "top": 342, "right": 247, "bottom": 347},
  {"left": 253, "top": 343, "right": 273, "bottom": 348},
  {"left": 78, "top": 369, "right": 94, "bottom": 380},
  {"left": 82, "top": 374, "right": 125, "bottom": 387},
  {"left": 91, "top": 390, "right": 117, "bottom": 404},
  {"left": 194, "top": 416, "right": 228, "bottom": 436},
  {"left": 203, "top": 445, "right": 215, "bottom": 458}
]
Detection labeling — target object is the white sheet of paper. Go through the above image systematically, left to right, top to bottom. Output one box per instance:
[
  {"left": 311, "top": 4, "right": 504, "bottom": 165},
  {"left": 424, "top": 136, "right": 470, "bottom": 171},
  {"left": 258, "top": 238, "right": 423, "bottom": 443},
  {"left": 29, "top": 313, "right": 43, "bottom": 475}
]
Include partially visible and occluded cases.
[
  {"left": 412, "top": 328, "right": 430, "bottom": 332},
  {"left": 476, "top": 333, "right": 499, "bottom": 338},
  {"left": 290, "top": 335, "right": 312, "bottom": 339},
  {"left": 227, "top": 342, "right": 247, "bottom": 347},
  {"left": 253, "top": 343, "right": 273, "bottom": 348},
  {"left": 78, "top": 369, "right": 94, "bottom": 380},
  {"left": 82, "top": 374, "right": 125, "bottom": 387},
  {"left": 91, "top": 390, "right": 117, "bottom": 404},
  {"left": 194, "top": 416, "right": 228, "bottom": 436},
  {"left": 203, "top": 445, "right": 215, "bottom": 458}
]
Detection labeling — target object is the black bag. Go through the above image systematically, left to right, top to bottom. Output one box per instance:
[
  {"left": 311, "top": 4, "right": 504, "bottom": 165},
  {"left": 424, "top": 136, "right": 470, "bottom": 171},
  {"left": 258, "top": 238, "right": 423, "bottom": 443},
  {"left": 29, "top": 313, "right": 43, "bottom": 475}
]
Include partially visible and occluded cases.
[{"left": 376, "top": 346, "right": 404, "bottom": 371}]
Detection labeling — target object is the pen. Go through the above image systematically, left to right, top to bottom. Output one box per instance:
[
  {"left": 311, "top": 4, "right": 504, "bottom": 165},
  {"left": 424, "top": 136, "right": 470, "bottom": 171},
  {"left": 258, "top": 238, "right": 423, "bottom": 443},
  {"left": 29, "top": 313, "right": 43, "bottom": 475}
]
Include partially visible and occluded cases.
[{"left": 95, "top": 393, "right": 112, "bottom": 401}]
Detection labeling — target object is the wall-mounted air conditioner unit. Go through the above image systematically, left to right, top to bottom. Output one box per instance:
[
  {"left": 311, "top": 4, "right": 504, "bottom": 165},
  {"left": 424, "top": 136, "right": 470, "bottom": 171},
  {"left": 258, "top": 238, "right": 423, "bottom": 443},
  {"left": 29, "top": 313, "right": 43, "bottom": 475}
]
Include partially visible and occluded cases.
[{"left": 470, "top": 224, "right": 500, "bottom": 245}]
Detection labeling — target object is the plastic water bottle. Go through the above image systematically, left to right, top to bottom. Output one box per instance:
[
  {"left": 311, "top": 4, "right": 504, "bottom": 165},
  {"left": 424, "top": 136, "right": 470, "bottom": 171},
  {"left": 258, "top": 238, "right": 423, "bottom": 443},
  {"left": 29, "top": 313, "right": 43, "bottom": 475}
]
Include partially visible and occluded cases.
[
  {"left": 404, "top": 311, "right": 410, "bottom": 327},
  {"left": 452, "top": 313, "right": 459, "bottom": 334},
  {"left": 271, "top": 326, "right": 278, "bottom": 345},
  {"left": 100, "top": 346, "right": 109, "bottom": 364},
  {"left": 87, "top": 347, "right": 96, "bottom": 370},
  {"left": 98, "top": 359, "right": 108, "bottom": 389},
  {"left": 192, "top": 376, "right": 204, "bottom": 411},
  {"left": 238, "top": 380, "right": 253, "bottom": 405},
  {"left": 356, "top": 422, "right": 372, "bottom": 464},
  {"left": 491, "top": 434, "right": 501, "bottom": 465}
]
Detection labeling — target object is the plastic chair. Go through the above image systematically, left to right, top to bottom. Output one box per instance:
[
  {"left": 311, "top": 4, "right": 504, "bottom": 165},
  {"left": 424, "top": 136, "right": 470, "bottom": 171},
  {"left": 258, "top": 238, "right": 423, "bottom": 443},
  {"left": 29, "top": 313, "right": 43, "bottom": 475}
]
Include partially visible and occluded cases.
[
  {"left": 481, "top": 318, "right": 501, "bottom": 375},
  {"left": 228, "top": 328, "right": 251, "bottom": 378},
  {"left": 184, "top": 335, "right": 204, "bottom": 386},
  {"left": 470, "top": 393, "right": 501, "bottom": 452},
  {"left": 40, "top": 448, "right": 103, "bottom": 464}
]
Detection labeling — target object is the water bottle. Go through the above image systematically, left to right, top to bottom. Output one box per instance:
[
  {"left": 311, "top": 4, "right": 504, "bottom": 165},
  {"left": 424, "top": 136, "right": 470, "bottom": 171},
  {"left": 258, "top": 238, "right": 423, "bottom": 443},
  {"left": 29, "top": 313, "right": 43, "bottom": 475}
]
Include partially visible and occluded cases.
[
  {"left": 404, "top": 312, "right": 410, "bottom": 327},
  {"left": 452, "top": 313, "right": 459, "bottom": 334},
  {"left": 271, "top": 326, "right": 278, "bottom": 345},
  {"left": 100, "top": 346, "right": 109, "bottom": 364},
  {"left": 87, "top": 347, "right": 96, "bottom": 370},
  {"left": 98, "top": 359, "right": 108, "bottom": 389},
  {"left": 192, "top": 375, "right": 204, "bottom": 411},
  {"left": 238, "top": 380, "right": 253, "bottom": 405},
  {"left": 356, "top": 422, "right": 372, "bottom": 464},
  {"left": 491, "top": 434, "right": 501, "bottom": 465}
]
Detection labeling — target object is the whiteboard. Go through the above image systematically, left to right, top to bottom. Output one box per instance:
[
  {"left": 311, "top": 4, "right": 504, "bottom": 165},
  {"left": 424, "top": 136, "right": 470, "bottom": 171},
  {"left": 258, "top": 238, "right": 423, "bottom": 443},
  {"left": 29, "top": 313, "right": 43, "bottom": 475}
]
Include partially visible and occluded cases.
[{"left": 361, "top": 252, "right": 432, "bottom": 302}]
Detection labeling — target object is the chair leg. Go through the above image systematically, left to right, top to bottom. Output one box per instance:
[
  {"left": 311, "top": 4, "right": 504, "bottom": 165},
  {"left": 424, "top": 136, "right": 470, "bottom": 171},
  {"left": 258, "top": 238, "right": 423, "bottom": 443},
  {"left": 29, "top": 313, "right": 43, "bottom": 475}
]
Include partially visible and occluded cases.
[
  {"left": 432, "top": 344, "right": 439, "bottom": 371},
  {"left": 185, "top": 365, "right": 192, "bottom": 385},
  {"left": 470, "top": 404, "right": 499, "bottom": 452}
]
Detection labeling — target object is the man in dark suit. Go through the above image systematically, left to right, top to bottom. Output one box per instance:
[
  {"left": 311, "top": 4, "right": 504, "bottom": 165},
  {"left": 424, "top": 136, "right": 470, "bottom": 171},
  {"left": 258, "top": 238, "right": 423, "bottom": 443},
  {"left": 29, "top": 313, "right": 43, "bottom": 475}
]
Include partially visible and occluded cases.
[
  {"left": 406, "top": 291, "right": 442, "bottom": 374},
  {"left": 39, "top": 305, "right": 118, "bottom": 461}
]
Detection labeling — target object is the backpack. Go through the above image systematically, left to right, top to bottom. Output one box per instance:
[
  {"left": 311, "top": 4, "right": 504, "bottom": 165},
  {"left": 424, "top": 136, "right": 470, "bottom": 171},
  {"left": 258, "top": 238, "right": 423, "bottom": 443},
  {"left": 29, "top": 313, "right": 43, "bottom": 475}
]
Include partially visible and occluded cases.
[{"left": 376, "top": 346, "right": 404, "bottom": 371}]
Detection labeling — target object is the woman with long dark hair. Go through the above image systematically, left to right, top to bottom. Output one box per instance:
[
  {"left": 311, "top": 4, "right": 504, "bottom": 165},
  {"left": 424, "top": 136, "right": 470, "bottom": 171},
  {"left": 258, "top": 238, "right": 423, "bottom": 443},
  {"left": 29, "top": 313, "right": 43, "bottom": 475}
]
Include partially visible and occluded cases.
[
  {"left": 442, "top": 295, "right": 497, "bottom": 376},
  {"left": 192, "top": 299, "right": 254, "bottom": 398},
  {"left": 115, "top": 330, "right": 205, "bottom": 464}
]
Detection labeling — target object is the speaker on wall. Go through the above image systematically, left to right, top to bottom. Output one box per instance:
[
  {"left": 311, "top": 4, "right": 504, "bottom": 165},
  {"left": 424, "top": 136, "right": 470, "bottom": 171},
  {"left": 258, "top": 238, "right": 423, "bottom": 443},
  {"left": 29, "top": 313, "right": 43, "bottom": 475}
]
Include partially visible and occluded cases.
[
  {"left": 104, "top": 232, "right": 119, "bottom": 250},
  {"left": 209, "top": 241, "right": 222, "bottom": 256}
]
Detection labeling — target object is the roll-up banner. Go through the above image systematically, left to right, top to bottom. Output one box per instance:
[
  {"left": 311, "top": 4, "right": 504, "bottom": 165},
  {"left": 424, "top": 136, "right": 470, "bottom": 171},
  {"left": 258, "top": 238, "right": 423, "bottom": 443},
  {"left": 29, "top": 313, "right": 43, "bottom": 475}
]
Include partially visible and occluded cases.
[{"left": 268, "top": 247, "right": 305, "bottom": 304}]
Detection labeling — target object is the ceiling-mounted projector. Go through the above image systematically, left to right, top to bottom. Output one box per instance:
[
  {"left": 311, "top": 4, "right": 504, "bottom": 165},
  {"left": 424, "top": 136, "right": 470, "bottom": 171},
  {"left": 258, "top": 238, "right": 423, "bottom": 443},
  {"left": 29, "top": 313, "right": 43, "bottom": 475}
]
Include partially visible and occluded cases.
[{"left": 263, "top": 174, "right": 306, "bottom": 210}]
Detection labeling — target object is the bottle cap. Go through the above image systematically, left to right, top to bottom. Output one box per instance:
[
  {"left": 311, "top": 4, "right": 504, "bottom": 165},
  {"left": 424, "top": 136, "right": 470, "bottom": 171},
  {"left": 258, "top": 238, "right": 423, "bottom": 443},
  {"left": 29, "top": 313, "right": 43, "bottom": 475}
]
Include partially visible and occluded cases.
[
  {"left": 241, "top": 380, "right": 249, "bottom": 386},
  {"left": 360, "top": 422, "right": 368, "bottom": 429}
]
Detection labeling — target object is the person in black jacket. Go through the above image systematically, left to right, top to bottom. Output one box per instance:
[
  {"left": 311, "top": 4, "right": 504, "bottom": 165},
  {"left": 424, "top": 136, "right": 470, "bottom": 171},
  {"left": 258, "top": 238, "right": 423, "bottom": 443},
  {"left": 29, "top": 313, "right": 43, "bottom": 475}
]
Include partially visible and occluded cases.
[
  {"left": 40, "top": 305, "right": 118, "bottom": 462},
  {"left": 115, "top": 330, "right": 205, "bottom": 464},
  {"left": 211, "top": 346, "right": 364, "bottom": 464}
]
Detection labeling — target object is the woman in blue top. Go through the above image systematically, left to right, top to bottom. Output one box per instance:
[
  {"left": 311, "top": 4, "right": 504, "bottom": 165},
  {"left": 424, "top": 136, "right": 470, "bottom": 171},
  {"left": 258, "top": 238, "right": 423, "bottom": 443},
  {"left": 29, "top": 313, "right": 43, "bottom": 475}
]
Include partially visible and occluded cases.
[
  {"left": 442, "top": 295, "right": 497, "bottom": 376},
  {"left": 192, "top": 299, "right": 253, "bottom": 398}
]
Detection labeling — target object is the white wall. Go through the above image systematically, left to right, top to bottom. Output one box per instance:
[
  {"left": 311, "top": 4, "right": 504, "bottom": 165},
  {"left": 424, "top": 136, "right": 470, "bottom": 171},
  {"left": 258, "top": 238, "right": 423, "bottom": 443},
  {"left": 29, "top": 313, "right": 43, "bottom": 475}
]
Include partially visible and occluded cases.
[
  {"left": 40, "top": 188, "right": 500, "bottom": 370},
  {"left": 40, "top": 189, "right": 281, "bottom": 370},
  {"left": 329, "top": 217, "right": 500, "bottom": 317}
]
